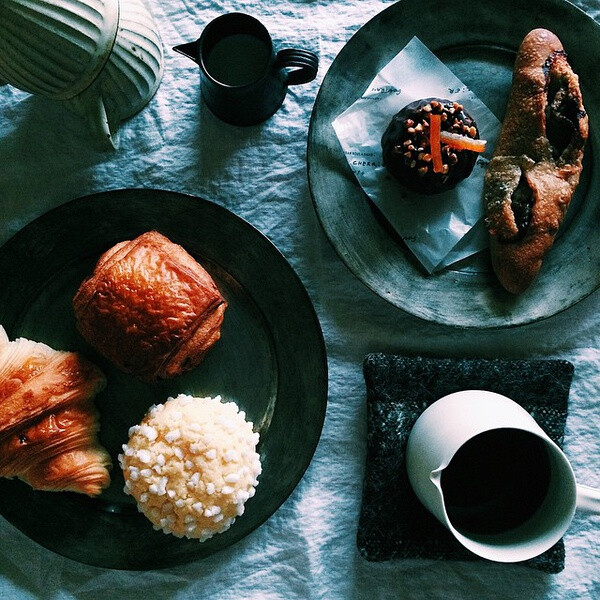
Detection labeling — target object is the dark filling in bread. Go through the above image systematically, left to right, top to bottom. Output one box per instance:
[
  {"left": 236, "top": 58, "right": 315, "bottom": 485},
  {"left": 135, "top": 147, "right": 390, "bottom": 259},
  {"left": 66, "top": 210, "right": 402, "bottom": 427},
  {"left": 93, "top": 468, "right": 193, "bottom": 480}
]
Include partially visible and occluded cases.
[
  {"left": 543, "top": 51, "right": 585, "bottom": 162},
  {"left": 546, "top": 75, "right": 580, "bottom": 160},
  {"left": 510, "top": 174, "right": 534, "bottom": 240}
]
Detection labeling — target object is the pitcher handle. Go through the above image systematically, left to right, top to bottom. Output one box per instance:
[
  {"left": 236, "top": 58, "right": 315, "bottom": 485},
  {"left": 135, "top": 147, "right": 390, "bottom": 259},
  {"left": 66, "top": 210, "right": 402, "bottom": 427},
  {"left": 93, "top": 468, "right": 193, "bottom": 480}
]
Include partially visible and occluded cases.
[
  {"left": 275, "top": 49, "right": 318, "bottom": 85},
  {"left": 576, "top": 483, "right": 600, "bottom": 514}
]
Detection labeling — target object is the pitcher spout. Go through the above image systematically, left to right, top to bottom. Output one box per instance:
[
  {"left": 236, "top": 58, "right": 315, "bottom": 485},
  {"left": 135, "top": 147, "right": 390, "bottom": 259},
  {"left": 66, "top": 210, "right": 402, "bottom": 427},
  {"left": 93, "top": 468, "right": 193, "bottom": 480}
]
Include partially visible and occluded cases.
[
  {"left": 173, "top": 40, "right": 200, "bottom": 63},
  {"left": 430, "top": 466, "right": 444, "bottom": 490}
]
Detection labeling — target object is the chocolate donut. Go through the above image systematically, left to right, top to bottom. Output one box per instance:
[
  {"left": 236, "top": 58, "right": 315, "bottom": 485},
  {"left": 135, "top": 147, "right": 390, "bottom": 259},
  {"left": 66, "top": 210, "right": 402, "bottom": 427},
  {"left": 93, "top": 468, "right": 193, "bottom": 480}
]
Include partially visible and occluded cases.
[{"left": 381, "top": 98, "right": 482, "bottom": 195}]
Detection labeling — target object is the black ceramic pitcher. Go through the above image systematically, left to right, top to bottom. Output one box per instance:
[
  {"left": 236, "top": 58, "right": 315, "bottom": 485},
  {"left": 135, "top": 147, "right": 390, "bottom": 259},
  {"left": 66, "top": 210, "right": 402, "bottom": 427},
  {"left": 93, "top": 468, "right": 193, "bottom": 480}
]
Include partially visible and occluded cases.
[{"left": 174, "top": 13, "right": 319, "bottom": 126}]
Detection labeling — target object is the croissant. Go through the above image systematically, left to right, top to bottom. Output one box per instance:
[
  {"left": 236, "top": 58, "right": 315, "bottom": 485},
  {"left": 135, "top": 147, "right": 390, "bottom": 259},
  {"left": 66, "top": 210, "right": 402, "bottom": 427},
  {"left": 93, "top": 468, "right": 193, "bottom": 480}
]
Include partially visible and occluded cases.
[
  {"left": 484, "top": 29, "right": 588, "bottom": 294},
  {"left": 73, "top": 231, "right": 227, "bottom": 381},
  {"left": 0, "top": 326, "right": 110, "bottom": 496}
]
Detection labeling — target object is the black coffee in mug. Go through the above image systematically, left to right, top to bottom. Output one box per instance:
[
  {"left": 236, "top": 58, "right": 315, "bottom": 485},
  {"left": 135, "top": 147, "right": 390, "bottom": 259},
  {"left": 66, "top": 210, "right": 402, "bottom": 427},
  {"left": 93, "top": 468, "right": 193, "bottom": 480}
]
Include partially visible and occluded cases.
[
  {"left": 204, "top": 33, "right": 271, "bottom": 87},
  {"left": 441, "top": 428, "right": 552, "bottom": 535}
]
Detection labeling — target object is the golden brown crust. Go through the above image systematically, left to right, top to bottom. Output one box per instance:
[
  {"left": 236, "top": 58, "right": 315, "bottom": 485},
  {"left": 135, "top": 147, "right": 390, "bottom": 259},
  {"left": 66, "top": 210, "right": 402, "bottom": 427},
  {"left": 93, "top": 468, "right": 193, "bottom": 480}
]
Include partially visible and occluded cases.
[
  {"left": 484, "top": 28, "right": 588, "bottom": 294},
  {"left": 73, "top": 231, "right": 227, "bottom": 381},
  {"left": 0, "top": 329, "right": 110, "bottom": 496},
  {"left": 0, "top": 352, "right": 104, "bottom": 436},
  {"left": 0, "top": 402, "right": 100, "bottom": 477},
  {"left": 20, "top": 446, "right": 111, "bottom": 496}
]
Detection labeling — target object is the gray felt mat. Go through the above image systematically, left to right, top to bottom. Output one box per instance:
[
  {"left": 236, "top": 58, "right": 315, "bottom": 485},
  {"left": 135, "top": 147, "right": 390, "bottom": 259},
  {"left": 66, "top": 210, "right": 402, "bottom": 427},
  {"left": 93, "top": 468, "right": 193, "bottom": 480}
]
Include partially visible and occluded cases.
[{"left": 358, "top": 354, "right": 574, "bottom": 573}]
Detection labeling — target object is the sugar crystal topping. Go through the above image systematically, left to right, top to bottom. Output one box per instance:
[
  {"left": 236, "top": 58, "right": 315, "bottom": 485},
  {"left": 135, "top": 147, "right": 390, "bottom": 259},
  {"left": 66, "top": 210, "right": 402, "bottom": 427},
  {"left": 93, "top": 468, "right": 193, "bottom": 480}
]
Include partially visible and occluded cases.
[{"left": 119, "top": 394, "right": 261, "bottom": 541}]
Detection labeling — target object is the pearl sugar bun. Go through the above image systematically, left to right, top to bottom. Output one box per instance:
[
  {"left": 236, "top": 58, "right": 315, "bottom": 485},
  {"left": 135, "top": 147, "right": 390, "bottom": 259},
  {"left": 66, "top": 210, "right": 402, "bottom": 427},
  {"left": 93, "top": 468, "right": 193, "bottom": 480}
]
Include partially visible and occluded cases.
[{"left": 119, "top": 394, "right": 261, "bottom": 540}]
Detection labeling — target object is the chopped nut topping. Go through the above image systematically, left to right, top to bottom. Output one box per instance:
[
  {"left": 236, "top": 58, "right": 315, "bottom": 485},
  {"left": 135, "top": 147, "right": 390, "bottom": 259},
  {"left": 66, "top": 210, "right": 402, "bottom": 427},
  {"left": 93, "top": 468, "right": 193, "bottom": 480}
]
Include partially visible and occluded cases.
[{"left": 386, "top": 98, "right": 481, "bottom": 184}]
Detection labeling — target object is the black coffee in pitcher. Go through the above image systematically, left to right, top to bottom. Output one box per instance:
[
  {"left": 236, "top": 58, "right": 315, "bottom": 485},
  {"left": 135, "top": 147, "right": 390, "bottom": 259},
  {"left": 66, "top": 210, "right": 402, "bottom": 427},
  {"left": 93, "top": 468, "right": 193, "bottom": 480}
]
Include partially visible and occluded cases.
[
  {"left": 204, "top": 33, "right": 271, "bottom": 86},
  {"left": 441, "top": 428, "right": 552, "bottom": 535}
]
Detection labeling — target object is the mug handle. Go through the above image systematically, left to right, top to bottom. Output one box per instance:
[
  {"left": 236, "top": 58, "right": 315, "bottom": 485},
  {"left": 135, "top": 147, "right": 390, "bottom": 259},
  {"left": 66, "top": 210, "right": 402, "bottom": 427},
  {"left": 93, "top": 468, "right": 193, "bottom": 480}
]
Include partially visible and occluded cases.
[
  {"left": 275, "top": 49, "right": 319, "bottom": 85},
  {"left": 576, "top": 483, "right": 600, "bottom": 514}
]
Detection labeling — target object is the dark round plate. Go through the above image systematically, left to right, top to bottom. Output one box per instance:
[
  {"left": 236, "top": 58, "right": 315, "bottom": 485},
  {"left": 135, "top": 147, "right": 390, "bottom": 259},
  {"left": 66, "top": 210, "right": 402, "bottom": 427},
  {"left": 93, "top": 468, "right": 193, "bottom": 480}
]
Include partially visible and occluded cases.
[
  {"left": 308, "top": 0, "right": 599, "bottom": 328},
  {"left": 0, "top": 189, "right": 327, "bottom": 569}
]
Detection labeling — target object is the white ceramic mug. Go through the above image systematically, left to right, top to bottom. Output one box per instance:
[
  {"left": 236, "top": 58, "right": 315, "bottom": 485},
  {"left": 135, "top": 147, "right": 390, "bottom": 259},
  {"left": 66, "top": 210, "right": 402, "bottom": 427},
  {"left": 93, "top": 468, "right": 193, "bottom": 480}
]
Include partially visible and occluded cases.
[{"left": 405, "top": 390, "right": 600, "bottom": 563}]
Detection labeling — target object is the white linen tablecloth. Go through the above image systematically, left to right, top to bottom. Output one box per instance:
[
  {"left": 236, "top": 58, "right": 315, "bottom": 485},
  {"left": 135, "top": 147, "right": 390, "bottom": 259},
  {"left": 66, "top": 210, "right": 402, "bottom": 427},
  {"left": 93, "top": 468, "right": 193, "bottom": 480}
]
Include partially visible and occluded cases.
[{"left": 0, "top": 1, "right": 598, "bottom": 598}]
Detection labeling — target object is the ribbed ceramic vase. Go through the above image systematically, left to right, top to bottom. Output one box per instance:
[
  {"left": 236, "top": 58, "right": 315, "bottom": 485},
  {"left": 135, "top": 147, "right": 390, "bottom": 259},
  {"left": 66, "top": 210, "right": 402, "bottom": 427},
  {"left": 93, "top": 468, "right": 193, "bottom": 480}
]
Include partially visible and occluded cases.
[{"left": 0, "top": 0, "right": 164, "bottom": 149}]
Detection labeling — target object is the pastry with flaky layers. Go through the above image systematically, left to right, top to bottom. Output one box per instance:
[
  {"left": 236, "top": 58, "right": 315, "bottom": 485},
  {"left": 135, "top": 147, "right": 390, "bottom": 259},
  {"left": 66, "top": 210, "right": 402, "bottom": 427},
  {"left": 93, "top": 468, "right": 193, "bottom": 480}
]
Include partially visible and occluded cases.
[
  {"left": 484, "top": 29, "right": 588, "bottom": 294},
  {"left": 73, "top": 231, "right": 227, "bottom": 381},
  {"left": 0, "top": 326, "right": 110, "bottom": 496}
]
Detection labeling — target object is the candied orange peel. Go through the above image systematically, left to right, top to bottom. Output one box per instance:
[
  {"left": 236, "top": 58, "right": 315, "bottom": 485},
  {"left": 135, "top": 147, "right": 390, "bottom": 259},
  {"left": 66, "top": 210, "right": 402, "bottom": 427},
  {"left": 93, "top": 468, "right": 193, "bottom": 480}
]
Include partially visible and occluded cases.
[
  {"left": 429, "top": 114, "right": 443, "bottom": 173},
  {"left": 429, "top": 114, "right": 486, "bottom": 174},
  {"left": 440, "top": 130, "right": 486, "bottom": 153}
]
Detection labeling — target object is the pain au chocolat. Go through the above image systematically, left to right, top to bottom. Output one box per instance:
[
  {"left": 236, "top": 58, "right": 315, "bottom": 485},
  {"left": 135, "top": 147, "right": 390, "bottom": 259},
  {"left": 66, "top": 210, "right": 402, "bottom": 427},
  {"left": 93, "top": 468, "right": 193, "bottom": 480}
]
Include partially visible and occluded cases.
[
  {"left": 484, "top": 29, "right": 588, "bottom": 294},
  {"left": 73, "top": 231, "right": 227, "bottom": 381},
  {"left": 0, "top": 327, "right": 110, "bottom": 496}
]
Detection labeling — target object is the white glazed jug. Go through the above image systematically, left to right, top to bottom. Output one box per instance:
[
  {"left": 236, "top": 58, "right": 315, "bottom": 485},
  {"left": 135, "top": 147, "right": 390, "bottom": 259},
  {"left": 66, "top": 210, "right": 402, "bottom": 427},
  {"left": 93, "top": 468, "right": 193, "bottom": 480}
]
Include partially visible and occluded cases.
[
  {"left": 0, "top": 0, "right": 163, "bottom": 149},
  {"left": 405, "top": 390, "right": 600, "bottom": 563}
]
